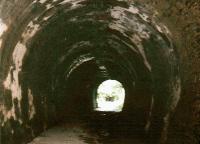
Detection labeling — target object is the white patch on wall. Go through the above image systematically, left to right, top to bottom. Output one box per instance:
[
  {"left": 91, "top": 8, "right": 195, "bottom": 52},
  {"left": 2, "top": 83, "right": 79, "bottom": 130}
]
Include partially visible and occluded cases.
[
  {"left": 32, "top": 0, "right": 37, "bottom": 4},
  {"left": 46, "top": 4, "right": 53, "bottom": 9},
  {"left": 110, "top": 6, "right": 125, "bottom": 19},
  {"left": 138, "top": 13, "right": 150, "bottom": 22},
  {"left": 43, "top": 15, "right": 52, "bottom": 21},
  {"left": 0, "top": 18, "right": 8, "bottom": 48},
  {"left": 0, "top": 19, "right": 7, "bottom": 36},
  {"left": 2, "top": 20, "right": 40, "bottom": 125},
  {"left": 22, "top": 21, "right": 40, "bottom": 43},
  {"left": 131, "top": 35, "right": 152, "bottom": 71},
  {"left": 2, "top": 43, "right": 27, "bottom": 125},
  {"left": 4, "top": 43, "right": 26, "bottom": 101},
  {"left": 12, "top": 43, "right": 27, "bottom": 71},
  {"left": 3, "top": 67, "right": 12, "bottom": 89},
  {"left": 170, "top": 77, "right": 181, "bottom": 110},
  {"left": 28, "top": 88, "right": 36, "bottom": 120},
  {"left": 145, "top": 96, "right": 154, "bottom": 132},
  {"left": 1, "top": 104, "right": 17, "bottom": 126}
]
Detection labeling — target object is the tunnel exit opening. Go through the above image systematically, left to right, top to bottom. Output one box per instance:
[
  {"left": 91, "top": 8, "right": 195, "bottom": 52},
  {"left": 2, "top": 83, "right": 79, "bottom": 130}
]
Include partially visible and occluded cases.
[{"left": 94, "top": 80, "right": 125, "bottom": 112}]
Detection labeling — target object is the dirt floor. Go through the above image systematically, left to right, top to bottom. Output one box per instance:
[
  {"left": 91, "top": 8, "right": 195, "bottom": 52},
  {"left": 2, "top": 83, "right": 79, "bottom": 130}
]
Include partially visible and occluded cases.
[{"left": 28, "top": 121, "right": 146, "bottom": 144}]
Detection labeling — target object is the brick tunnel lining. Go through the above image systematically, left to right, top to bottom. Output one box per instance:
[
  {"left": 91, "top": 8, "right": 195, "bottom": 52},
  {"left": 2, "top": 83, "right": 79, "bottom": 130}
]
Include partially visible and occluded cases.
[{"left": 0, "top": 0, "right": 198, "bottom": 144}]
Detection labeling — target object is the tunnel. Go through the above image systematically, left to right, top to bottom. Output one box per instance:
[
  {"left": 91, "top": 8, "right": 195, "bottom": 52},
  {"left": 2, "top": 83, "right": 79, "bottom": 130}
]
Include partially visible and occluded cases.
[{"left": 0, "top": 0, "right": 199, "bottom": 144}]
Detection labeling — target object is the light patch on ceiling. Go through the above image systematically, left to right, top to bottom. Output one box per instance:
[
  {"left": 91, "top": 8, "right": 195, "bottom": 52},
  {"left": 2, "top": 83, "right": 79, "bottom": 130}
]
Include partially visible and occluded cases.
[
  {"left": 39, "top": 0, "right": 48, "bottom": 4},
  {"left": 109, "top": 5, "right": 152, "bottom": 71},
  {"left": 128, "top": 6, "right": 139, "bottom": 14}
]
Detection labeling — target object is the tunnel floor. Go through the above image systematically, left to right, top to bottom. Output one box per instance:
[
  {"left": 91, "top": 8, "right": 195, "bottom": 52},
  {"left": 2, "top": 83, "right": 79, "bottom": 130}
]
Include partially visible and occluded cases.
[{"left": 28, "top": 119, "right": 146, "bottom": 144}]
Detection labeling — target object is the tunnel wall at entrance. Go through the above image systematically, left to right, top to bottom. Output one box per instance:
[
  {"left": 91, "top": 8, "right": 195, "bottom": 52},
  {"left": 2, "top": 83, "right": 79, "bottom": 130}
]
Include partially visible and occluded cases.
[
  {"left": 0, "top": 0, "right": 199, "bottom": 144},
  {"left": 133, "top": 0, "right": 200, "bottom": 143}
]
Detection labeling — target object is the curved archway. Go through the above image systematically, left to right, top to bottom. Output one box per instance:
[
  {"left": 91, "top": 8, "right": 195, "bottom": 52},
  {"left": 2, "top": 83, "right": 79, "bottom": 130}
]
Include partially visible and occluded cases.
[{"left": 0, "top": 1, "right": 184, "bottom": 144}]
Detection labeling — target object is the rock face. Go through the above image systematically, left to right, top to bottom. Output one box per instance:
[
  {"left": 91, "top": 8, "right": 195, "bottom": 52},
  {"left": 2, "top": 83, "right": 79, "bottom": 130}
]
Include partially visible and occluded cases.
[
  {"left": 0, "top": 0, "right": 199, "bottom": 144},
  {"left": 133, "top": 0, "right": 200, "bottom": 143}
]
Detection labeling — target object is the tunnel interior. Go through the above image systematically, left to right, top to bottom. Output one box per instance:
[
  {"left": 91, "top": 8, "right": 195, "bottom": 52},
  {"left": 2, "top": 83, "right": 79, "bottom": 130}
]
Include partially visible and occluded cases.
[{"left": 0, "top": 0, "right": 199, "bottom": 144}]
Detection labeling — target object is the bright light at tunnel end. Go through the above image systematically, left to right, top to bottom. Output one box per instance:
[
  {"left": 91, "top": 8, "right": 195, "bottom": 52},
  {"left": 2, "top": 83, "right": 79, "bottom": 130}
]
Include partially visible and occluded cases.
[{"left": 94, "top": 80, "right": 125, "bottom": 112}]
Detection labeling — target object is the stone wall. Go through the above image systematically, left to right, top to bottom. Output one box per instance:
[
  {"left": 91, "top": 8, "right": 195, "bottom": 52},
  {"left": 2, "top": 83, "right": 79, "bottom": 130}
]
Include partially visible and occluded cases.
[
  {"left": 0, "top": 0, "right": 199, "bottom": 144},
  {"left": 133, "top": 1, "right": 200, "bottom": 143}
]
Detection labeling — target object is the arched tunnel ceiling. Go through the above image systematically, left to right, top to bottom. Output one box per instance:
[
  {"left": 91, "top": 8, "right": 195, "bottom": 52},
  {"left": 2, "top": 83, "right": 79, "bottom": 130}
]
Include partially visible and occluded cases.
[{"left": 0, "top": 0, "right": 199, "bottom": 144}]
